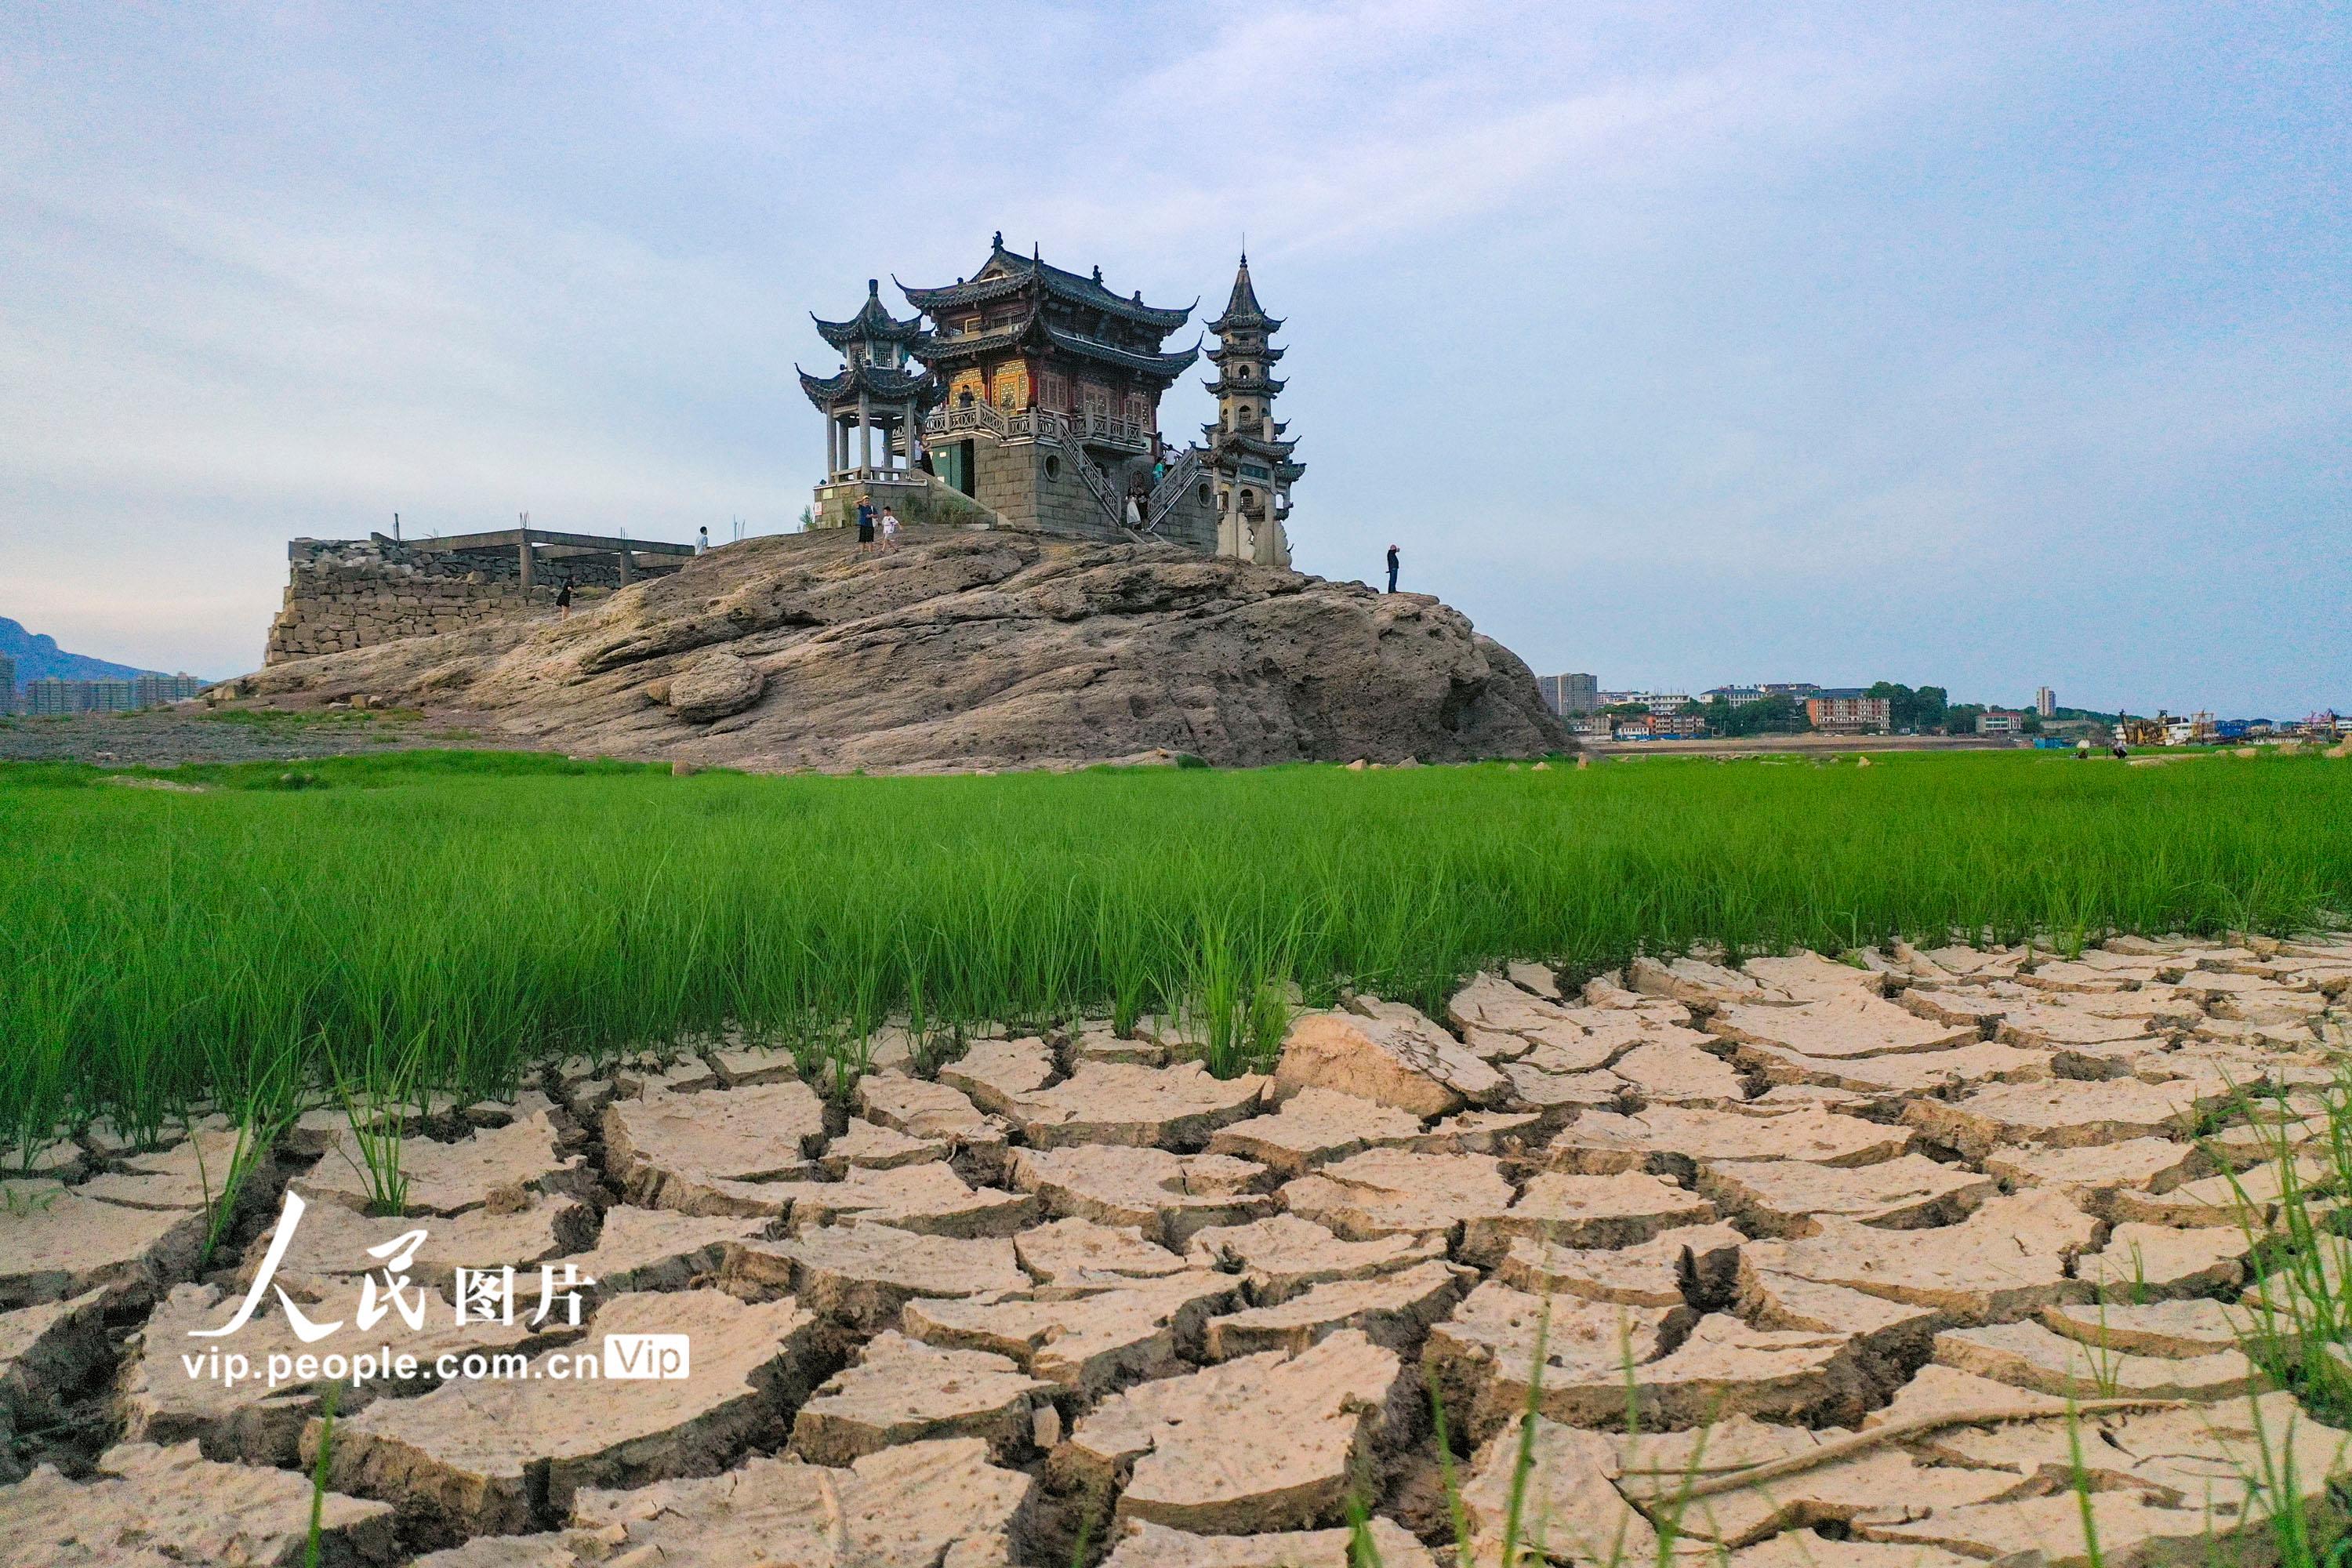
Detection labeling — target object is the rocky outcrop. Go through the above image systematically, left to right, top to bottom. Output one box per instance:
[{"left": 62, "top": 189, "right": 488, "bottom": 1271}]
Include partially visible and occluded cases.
[{"left": 222, "top": 530, "right": 1570, "bottom": 771}]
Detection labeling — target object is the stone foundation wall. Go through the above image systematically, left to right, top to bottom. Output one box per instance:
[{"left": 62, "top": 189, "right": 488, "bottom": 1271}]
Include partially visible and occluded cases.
[{"left": 263, "top": 537, "right": 607, "bottom": 665}]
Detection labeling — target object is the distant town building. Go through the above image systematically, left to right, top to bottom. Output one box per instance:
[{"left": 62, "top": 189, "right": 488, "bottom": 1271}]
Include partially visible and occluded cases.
[
  {"left": 0, "top": 653, "right": 13, "bottom": 715},
  {"left": 24, "top": 673, "right": 209, "bottom": 715},
  {"left": 132, "top": 673, "right": 209, "bottom": 706},
  {"left": 1534, "top": 673, "right": 1598, "bottom": 715},
  {"left": 28, "top": 678, "right": 84, "bottom": 716},
  {"left": 1761, "top": 682, "right": 1822, "bottom": 701},
  {"left": 1701, "top": 686, "right": 1766, "bottom": 708},
  {"left": 2035, "top": 686, "right": 2056, "bottom": 717},
  {"left": 1598, "top": 690, "right": 1692, "bottom": 712},
  {"left": 1806, "top": 690, "right": 1892, "bottom": 734},
  {"left": 1976, "top": 710, "right": 2026, "bottom": 735},
  {"left": 1650, "top": 712, "right": 1707, "bottom": 739}
]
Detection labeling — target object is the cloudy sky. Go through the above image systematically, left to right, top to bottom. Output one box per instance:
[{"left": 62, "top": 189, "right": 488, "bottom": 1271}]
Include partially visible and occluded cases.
[{"left": 2, "top": 3, "right": 2345, "bottom": 714}]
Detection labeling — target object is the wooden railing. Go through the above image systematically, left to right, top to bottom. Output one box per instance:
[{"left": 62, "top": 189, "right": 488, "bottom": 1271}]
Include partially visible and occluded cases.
[{"left": 923, "top": 403, "right": 1151, "bottom": 452}]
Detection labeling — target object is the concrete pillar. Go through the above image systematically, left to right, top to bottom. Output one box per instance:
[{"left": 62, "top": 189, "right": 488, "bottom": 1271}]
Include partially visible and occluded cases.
[
  {"left": 858, "top": 394, "right": 872, "bottom": 472},
  {"left": 905, "top": 398, "right": 918, "bottom": 468},
  {"left": 826, "top": 415, "right": 838, "bottom": 476},
  {"left": 517, "top": 533, "right": 533, "bottom": 590},
  {"left": 619, "top": 549, "right": 634, "bottom": 586}
]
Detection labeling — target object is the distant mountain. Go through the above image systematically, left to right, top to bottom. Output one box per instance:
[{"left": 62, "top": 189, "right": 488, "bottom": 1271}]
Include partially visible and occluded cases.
[{"left": 0, "top": 617, "right": 165, "bottom": 688}]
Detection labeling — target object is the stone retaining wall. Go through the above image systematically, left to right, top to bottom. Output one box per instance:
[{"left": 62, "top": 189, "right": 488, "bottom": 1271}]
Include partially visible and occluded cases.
[{"left": 263, "top": 537, "right": 608, "bottom": 665}]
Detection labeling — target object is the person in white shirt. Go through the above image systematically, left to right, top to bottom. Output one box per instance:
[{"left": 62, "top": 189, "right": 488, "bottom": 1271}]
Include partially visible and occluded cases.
[{"left": 879, "top": 508, "right": 901, "bottom": 551}]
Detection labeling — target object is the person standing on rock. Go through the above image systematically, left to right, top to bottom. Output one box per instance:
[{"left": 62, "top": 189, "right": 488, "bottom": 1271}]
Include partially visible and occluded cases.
[
  {"left": 855, "top": 499, "right": 877, "bottom": 555},
  {"left": 880, "top": 506, "right": 901, "bottom": 551},
  {"left": 697, "top": 526, "right": 709, "bottom": 554},
  {"left": 1385, "top": 544, "right": 1400, "bottom": 593},
  {"left": 555, "top": 583, "right": 572, "bottom": 619}
]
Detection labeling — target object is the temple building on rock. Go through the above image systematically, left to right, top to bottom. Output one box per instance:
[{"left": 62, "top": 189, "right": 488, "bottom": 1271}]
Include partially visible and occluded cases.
[{"left": 799, "top": 236, "right": 1298, "bottom": 562}]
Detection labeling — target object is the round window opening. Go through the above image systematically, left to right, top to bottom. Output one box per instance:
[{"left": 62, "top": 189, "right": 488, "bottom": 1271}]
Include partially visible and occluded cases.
[
  {"left": 1044, "top": 455, "right": 1062, "bottom": 480},
  {"left": 1196, "top": 482, "right": 1212, "bottom": 505}
]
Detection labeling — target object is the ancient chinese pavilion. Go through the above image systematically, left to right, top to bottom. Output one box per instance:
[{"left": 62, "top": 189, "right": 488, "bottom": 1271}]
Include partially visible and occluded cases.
[{"left": 799, "top": 237, "right": 1297, "bottom": 560}]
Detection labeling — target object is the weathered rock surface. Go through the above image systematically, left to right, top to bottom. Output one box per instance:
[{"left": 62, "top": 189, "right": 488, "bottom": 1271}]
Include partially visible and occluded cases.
[
  {"left": 235, "top": 532, "right": 1568, "bottom": 769},
  {"left": 662, "top": 648, "right": 765, "bottom": 721},
  {"left": 1275, "top": 1009, "right": 1506, "bottom": 1116},
  {"left": 1008, "top": 1062, "right": 1265, "bottom": 1150},
  {"left": 601, "top": 1082, "right": 825, "bottom": 1214},
  {"left": 1203, "top": 1087, "right": 1423, "bottom": 1174},
  {"left": 1548, "top": 1106, "right": 1910, "bottom": 1174},
  {"left": 299, "top": 1112, "right": 586, "bottom": 1217},
  {"left": 1010, "top": 1145, "right": 1273, "bottom": 1248},
  {"left": 1274, "top": 1148, "right": 1512, "bottom": 1245},
  {"left": 1697, "top": 1153, "right": 1994, "bottom": 1236},
  {"left": 1460, "top": 1170, "right": 1715, "bottom": 1263},
  {"left": 0, "top": 1181, "right": 206, "bottom": 1308},
  {"left": 558, "top": 1205, "right": 766, "bottom": 1292},
  {"left": 1187, "top": 1214, "right": 1449, "bottom": 1301},
  {"left": 1013, "top": 1216, "right": 1192, "bottom": 1293},
  {"left": 731, "top": 1222, "right": 1028, "bottom": 1328},
  {"left": 1497, "top": 1222, "right": 1744, "bottom": 1308},
  {"left": 1200, "top": 1258, "right": 1469, "bottom": 1358},
  {"left": 906, "top": 1272, "right": 1240, "bottom": 1393},
  {"left": 1424, "top": 1281, "right": 1688, "bottom": 1432},
  {"left": 0, "top": 1289, "right": 108, "bottom": 1479},
  {"left": 321, "top": 1290, "right": 817, "bottom": 1535},
  {"left": 789, "top": 1330, "right": 1053, "bottom": 1465},
  {"left": 1056, "top": 1330, "right": 1405, "bottom": 1533},
  {"left": 410, "top": 1439, "right": 1036, "bottom": 1568},
  {"left": 0, "top": 1441, "right": 396, "bottom": 1566},
  {"left": 1102, "top": 1517, "right": 1436, "bottom": 1568}
]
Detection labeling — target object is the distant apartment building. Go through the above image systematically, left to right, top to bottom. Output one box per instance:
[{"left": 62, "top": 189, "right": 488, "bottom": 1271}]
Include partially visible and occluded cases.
[
  {"left": 0, "top": 653, "right": 13, "bottom": 715},
  {"left": 1535, "top": 672, "right": 1599, "bottom": 715},
  {"left": 24, "top": 673, "right": 208, "bottom": 715},
  {"left": 132, "top": 673, "right": 209, "bottom": 706},
  {"left": 27, "top": 678, "right": 85, "bottom": 716},
  {"left": 1761, "top": 682, "right": 1821, "bottom": 702},
  {"left": 1701, "top": 685, "right": 1766, "bottom": 708},
  {"left": 2035, "top": 686, "right": 2056, "bottom": 718},
  {"left": 1806, "top": 690, "right": 1892, "bottom": 734},
  {"left": 1976, "top": 710, "right": 2026, "bottom": 735},
  {"left": 1650, "top": 712, "right": 1707, "bottom": 739}
]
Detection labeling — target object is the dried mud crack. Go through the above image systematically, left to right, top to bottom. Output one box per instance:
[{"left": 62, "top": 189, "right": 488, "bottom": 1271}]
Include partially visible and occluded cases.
[{"left": 5, "top": 931, "right": 2352, "bottom": 1565}]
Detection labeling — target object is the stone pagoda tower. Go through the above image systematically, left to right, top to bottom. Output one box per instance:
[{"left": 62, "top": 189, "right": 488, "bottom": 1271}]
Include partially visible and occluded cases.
[{"left": 1201, "top": 255, "right": 1301, "bottom": 567}]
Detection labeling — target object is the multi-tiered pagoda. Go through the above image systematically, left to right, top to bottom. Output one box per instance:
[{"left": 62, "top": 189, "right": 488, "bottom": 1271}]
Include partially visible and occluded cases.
[
  {"left": 800, "top": 235, "right": 1298, "bottom": 558},
  {"left": 1201, "top": 256, "right": 1301, "bottom": 568}
]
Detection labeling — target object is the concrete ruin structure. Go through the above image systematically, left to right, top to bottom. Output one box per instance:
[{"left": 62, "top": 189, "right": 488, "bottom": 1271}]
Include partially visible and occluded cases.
[
  {"left": 800, "top": 238, "right": 1298, "bottom": 561},
  {"left": 264, "top": 528, "right": 694, "bottom": 665}
]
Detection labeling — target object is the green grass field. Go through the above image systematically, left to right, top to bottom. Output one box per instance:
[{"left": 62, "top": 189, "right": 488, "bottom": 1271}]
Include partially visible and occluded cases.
[{"left": 2, "top": 747, "right": 2347, "bottom": 1163}]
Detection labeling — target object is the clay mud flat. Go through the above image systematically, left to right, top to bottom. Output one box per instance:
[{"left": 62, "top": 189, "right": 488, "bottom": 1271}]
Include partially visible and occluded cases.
[{"left": 5, "top": 935, "right": 2352, "bottom": 1566}]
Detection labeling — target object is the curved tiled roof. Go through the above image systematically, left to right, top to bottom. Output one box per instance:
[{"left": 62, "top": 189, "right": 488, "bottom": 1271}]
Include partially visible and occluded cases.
[
  {"left": 901, "top": 236, "right": 1194, "bottom": 331},
  {"left": 1206, "top": 255, "right": 1283, "bottom": 335},
  {"left": 812, "top": 280, "right": 929, "bottom": 350},
  {"left": 797, "top": 361, "right": 939, "bottom": 410}
]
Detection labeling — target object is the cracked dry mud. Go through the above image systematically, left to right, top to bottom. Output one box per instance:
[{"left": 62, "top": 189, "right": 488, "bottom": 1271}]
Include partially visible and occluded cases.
[{"left": 6, "top": 933, "right": 2352, "bottom": 1566}]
